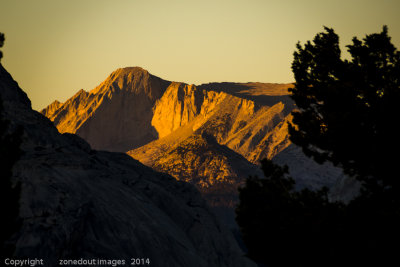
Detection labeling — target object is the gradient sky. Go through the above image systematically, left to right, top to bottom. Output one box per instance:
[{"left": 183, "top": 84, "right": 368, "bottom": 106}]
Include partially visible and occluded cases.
[{"left": 1, "top": 0, "right": 399, "bottom": 110}]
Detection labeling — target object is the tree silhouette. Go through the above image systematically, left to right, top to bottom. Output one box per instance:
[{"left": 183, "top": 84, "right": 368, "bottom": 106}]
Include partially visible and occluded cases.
[
  {"left": 290, "top": 26, "right": 400, "bottom": 188},
  {"left": 237, "top": 27, "right": 400, "bottom": 266},
  {"left": 289, "top": 27, "right": 400, "bottom": 264},
  {"left": 0, "top": 33, "right": 5, "bottom": 61},
  {"left": 0, "top": 34, "right": 22, "bottom": 258}
]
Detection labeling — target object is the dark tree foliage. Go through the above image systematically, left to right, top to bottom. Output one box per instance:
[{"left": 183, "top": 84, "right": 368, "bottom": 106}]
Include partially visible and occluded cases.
[
  {"left": 289, "top": 26, "right": 400, "bottom": 264},
  {"left": 290, "top": 26, "right": 400, "bottom": 188},
  {"left": 237, "top": 27, "right": 400, "bottom": 266},
  {"left": 0, "top": 32, "right": 4, "bottom": 61},
  {"left": 0, "top": 34, "right": 22, "bottom": 258},
  {"left": 236, "top": 159, "right": 343, "bottom": 267},
  {"left": 237, "top": 160, "right": 400, "bottom": 266}
]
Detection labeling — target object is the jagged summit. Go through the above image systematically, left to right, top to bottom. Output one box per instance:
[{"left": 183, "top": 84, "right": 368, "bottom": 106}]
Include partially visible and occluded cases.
[
  {"left": 41, "top": 66, "right": 171, "bottom": 152},
  {"left": 90, "top": 66, "right": 167, "bottom": 99},
  {"left": 114, "top": 66, "right": 148, "bottom": 73},
  {"left": 40, "top": 100, "right": 62, "bottom": 118}
]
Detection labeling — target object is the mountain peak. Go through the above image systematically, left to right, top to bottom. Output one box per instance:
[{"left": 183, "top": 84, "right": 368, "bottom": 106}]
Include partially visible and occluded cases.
[
  {"left": 42, "top": 66, "right": 171, "bottom": 152},
  {"left": 90, "top": 66, "right": 169, "bottom": 100},
  {"left": 110, "top": 66, "right": 149, "bottom": 79},
  {"left": 40, "top": 99, "right": 62, "bottom": 117}
]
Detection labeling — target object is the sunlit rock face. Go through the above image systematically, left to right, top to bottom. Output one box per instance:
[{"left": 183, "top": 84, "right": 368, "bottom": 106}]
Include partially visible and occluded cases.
[
  {"left": 1, "top": 64, "right": 256, "bottom": 267},
  {"left": 128, "top": 79, "right": 298, "bottom": 193},
  {"left": 136, "top": 81, "right": 294, "bottom": 164},
  {"left": 152, "top": 82, "right": 203, "bottom": 138},
  {"left": 40, "top": 100, "right": 62, "bottom": 118},
  {"left": 150, "top": 132, "right": 263, "bottom": 206}
]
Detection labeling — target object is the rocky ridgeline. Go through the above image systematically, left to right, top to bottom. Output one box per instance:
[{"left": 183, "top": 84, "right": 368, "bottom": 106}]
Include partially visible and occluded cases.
[
  {"left": 1, "top": 64, "right": 255, "bottom": 267},
  {"left": 42, "top": 67, "right": 356, "bottom": 227}
]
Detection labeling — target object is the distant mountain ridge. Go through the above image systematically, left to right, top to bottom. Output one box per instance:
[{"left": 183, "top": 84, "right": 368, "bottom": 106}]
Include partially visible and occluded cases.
[
  {"left": 42, "top": 67, "right": 354, "bottom": 227},
  {"left": 42, "top": 67, "right": 294, "bottom": 156}
]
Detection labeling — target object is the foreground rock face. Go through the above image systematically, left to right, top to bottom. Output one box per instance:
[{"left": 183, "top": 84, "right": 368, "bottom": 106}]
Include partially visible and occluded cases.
[{"left": 1, "top": 64, "right": 255, "bottom": 267}]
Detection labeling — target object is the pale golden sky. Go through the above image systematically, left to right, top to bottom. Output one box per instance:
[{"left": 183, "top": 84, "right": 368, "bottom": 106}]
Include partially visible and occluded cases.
[{"left": 1, "top": 0, "right": 399, "bottom": 110}]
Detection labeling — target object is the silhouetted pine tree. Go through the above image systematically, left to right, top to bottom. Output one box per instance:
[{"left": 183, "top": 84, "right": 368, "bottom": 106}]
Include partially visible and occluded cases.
[
  {"left": 289, "top": 26, "right": 400, "bottom": 265},
  {"left": 290, "top": 26, "right": 400, "bottom": 189},
  {"left": 236, "top": 27, "right": 400, "bottom": 266},
  {"left": 0, "top": 32, "right": 4, "bottom": 61}
]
